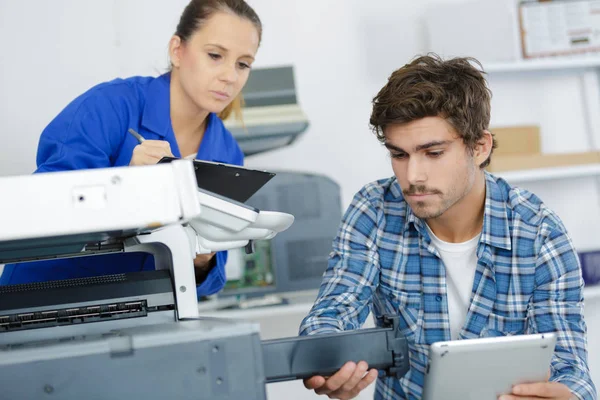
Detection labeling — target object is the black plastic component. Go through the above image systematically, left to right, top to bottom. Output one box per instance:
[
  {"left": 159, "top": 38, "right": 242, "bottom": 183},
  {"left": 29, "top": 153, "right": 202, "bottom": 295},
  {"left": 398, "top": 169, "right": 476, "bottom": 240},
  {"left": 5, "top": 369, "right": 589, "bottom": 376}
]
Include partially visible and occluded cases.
[
  {"left": 158, "top": 157, "right": 275, "bottom": 203},
  {"left": 245, "top": 240, "right": 255, "bottom": 254},
  {"left": 0, "top": 270, "right": 172, "bottom": 313},
  {"left": 0, "top": 300, "right": 149, "bottom": 332},
  {"left": 261, "top": 316, "right": 409, "bottom": 383}
]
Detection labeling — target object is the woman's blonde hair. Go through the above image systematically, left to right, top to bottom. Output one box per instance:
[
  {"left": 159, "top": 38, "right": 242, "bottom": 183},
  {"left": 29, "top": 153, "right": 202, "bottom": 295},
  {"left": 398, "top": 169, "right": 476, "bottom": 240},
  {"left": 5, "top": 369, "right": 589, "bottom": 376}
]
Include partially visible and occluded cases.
[{"left": 218, "top": 93, "right": 245, "bottom": 121}]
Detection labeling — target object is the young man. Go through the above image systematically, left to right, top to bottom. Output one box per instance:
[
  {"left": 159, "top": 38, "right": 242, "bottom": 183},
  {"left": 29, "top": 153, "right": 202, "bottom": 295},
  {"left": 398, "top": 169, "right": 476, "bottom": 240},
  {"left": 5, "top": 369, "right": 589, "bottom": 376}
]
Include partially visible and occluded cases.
[{"left": 300, "top": 55, "right": 596, "bottom": 400}]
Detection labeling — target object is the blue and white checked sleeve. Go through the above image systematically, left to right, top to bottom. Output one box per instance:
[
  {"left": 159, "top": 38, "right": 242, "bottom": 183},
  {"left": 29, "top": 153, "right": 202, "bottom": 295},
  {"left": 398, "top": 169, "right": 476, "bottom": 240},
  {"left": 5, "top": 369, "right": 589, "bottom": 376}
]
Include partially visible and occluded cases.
[
  {"left": 299, "top": 189, "right": 381, "bottom": 336},
  {"left": 531, "top": 226, "right": 597, "bottom": 400}
]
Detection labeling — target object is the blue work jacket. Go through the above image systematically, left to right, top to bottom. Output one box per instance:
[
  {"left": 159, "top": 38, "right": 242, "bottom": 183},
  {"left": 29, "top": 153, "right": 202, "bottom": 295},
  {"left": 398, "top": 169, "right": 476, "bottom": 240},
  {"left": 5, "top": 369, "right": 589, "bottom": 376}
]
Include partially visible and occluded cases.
[{"left": 0, "top": 73, "right": 244, "bottom": 297}]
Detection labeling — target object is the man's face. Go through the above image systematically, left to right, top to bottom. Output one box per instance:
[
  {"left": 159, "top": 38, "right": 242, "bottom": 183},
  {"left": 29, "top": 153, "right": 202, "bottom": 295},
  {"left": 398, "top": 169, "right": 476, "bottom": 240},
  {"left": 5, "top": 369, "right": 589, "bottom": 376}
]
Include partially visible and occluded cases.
[{"left": 384, "top": 117, "right": 479, "bottom": 220}]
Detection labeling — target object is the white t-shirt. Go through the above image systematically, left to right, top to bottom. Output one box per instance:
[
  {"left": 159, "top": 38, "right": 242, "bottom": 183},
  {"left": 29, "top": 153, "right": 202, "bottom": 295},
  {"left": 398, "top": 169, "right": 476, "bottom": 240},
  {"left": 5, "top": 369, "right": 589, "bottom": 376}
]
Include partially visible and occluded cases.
[{"left": 426, "top": 225, "right": 481, "bottom": 339}]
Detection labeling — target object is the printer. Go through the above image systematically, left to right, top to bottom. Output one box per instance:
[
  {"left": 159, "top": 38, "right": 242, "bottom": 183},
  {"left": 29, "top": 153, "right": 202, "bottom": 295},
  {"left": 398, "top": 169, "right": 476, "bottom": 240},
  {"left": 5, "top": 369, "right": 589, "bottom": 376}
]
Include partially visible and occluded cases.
[
  {"left": 223, "top": 66, "right": 309, "bottom": 157},
  {"left": 0, "top": 160, "right": 409, "bottom": 399}
]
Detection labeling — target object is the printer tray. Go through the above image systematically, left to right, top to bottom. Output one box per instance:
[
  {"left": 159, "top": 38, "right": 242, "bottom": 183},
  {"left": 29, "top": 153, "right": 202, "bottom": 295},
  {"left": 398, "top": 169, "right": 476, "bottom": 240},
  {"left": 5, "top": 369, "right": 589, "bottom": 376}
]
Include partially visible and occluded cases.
[{"left": 0, "top": 319, "right": 267, "bottom": 400}]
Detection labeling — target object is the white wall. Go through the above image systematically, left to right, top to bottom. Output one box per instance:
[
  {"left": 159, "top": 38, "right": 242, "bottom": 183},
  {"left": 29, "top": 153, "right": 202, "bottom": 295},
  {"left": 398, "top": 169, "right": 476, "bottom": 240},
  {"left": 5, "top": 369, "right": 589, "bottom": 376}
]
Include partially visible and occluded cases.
[
  {"left": 1, "top": 0, "right": 599, "bottom": 398},
  {"left": 246, "top": 0, "right": 473, "bottom": 207}
]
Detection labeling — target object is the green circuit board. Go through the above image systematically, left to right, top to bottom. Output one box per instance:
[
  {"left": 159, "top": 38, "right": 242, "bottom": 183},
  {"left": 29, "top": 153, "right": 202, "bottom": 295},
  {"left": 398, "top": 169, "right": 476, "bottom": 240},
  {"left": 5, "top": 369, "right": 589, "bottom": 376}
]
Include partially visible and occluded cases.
[{"left": 224, "top": 240, "right": 275, "bottom": 290}]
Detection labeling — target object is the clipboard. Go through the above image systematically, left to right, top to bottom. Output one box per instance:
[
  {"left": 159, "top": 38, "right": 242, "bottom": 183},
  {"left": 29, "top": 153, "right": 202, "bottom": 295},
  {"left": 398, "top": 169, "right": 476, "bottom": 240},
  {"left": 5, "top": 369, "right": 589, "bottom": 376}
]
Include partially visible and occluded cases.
[{"left": 158, "top": 157, "right": 276, "bottom": 203}]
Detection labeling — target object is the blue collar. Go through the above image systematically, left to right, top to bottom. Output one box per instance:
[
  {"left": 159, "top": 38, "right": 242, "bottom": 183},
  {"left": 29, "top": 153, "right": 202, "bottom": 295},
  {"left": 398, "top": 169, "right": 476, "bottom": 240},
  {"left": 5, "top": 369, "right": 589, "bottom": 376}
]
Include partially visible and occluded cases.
[
  {"left": 141, "top": 72, "right": 172, "bottom": 139},
  {"left": 140, "top": 73, "right": 221, "bottom": 159},
  {"left": 480, "top": 171, "right": 511, "bottom": 250}
]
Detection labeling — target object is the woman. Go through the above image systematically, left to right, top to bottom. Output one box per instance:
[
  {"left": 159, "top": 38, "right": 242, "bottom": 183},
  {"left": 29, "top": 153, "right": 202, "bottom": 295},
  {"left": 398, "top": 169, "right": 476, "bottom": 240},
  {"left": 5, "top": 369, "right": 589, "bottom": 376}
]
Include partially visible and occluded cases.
[{"left": 0, "top": 0, "right": 262, "bottom": 297}]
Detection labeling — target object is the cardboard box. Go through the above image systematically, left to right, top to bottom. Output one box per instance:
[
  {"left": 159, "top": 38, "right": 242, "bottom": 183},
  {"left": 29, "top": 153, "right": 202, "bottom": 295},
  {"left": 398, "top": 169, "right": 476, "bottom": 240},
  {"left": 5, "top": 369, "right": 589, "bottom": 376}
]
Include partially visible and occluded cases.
[
  {"left": 486, "top": 125, "right": 600, "bottom": 173},
  {"left": 492, "top": 126, "right": 541, "bottom": 156},
  {"left": 487, "top": 151, "right": 600, "bottom": 172}
]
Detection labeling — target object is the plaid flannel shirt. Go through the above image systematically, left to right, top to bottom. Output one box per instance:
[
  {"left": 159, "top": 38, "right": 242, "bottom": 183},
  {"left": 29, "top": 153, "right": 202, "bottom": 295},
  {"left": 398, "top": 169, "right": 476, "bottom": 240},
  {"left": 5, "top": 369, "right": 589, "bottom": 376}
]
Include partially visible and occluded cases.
[{"left": 299, "top": 172, "right": 596, "bottom": 400}]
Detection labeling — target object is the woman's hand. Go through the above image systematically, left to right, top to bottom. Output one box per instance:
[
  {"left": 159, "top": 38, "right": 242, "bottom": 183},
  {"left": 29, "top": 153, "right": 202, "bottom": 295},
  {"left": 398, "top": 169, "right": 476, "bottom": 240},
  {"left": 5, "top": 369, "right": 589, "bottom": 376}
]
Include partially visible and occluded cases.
[
  {"left": 129, "top": 140, "right": 174, "bottom": 166},
  {"left": 194, "top": 253, "right": 216, "bottom": 284}
]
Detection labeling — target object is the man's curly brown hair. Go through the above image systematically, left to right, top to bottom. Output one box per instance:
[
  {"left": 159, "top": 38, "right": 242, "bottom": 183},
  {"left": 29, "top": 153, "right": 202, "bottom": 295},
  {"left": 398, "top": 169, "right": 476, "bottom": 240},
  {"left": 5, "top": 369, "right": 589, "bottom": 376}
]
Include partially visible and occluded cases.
[{"left": 369, "top": 54, "right": 497, "bottom": 168}]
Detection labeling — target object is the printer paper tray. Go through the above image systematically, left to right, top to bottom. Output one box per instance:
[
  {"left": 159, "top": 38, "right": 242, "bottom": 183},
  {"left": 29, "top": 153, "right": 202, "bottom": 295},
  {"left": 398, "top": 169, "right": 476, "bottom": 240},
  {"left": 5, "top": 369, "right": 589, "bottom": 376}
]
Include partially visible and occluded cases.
[{"left": 0, "top": 319, "right": 267, "bottom": 400}]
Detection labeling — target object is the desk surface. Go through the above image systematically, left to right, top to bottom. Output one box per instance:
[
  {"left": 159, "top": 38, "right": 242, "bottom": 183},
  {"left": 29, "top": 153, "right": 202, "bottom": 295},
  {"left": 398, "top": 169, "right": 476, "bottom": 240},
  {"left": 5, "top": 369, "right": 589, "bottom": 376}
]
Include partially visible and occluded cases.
[{"left": 200, "top": 284, "right": 600, "bottom": 320}]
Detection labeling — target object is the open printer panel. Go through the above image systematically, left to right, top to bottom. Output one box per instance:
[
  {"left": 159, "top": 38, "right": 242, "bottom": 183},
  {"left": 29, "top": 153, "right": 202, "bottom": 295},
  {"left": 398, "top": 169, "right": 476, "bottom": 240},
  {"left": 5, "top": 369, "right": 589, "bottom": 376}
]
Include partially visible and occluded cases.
[{"left": 0, "top": 270, "right": 176, "bottom": 347}]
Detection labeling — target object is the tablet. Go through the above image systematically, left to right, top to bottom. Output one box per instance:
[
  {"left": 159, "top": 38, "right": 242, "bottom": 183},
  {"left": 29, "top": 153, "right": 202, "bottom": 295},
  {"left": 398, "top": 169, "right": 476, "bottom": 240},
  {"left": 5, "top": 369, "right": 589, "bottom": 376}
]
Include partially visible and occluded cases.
[
  {"left": 159, "top": 157, "right": 275, "bottom": 203},
  {"left": 422, "top": 333, "right": 557, "bottom": 400}
]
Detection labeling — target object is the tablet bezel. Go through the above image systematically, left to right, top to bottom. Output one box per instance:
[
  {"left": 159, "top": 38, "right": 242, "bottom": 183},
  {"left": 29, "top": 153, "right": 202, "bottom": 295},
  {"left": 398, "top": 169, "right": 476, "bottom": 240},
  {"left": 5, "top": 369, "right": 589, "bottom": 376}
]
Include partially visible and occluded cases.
[{"left": 422, "top": 333, "right": 557, "bottom": 400}]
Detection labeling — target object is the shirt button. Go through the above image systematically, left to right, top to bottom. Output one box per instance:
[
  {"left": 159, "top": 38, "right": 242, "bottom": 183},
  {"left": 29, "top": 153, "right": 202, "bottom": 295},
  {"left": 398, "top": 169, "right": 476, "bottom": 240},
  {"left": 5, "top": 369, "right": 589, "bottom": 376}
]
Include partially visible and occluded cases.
[{"left": 436, "top": 295, "right": 442, "bottom": 302}]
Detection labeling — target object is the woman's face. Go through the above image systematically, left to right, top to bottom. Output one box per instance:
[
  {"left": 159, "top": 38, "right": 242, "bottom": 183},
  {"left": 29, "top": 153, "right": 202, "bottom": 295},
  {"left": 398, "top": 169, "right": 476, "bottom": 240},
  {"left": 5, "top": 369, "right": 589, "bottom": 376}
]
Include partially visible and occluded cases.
[{"left": 170, "top": 11, "right": 259, "bottom": 114}]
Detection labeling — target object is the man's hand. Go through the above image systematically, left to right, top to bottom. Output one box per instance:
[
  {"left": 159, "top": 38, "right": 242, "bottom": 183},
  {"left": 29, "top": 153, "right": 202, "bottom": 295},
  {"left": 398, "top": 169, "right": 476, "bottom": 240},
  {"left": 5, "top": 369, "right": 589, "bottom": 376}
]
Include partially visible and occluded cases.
[
  {"left": 129, "top": 140, "right": 174, "bottom": 166},
  {"left": 303, "top": 361, "right": 378, "bottom": 400},
  {"left": 499, "top": 381, "right": 575, "bottom": 400}
]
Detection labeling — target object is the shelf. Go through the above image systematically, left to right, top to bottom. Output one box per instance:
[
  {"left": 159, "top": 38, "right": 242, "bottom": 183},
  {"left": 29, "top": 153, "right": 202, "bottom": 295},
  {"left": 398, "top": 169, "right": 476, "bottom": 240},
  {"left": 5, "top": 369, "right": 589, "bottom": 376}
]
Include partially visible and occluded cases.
[
  {"left": 484, "top": 56, "right": 600, "bottom": 73},
  {"left": 494, "top": 164, "right": 600, "bottom": 183},
  {"left": 585, "top": 285, "right": 600, "bottom": 301},
  {"left": 198, "top": 288, "right": 600, "bottom": 320},
  {"left": 199, "top": 301, "right": 313, "bottom": 320}
]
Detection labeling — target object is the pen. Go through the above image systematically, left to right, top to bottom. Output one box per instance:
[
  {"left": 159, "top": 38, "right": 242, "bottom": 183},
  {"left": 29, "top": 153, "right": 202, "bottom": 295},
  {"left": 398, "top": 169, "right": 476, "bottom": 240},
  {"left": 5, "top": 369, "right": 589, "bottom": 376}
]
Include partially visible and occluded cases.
[{"left": 128, "top": 128, "right": 146, "bottom": 144}]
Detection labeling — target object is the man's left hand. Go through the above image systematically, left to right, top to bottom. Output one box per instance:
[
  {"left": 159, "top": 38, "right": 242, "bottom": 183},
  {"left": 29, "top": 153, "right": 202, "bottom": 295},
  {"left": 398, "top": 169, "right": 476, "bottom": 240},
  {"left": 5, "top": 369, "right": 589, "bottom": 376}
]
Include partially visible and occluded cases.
[{"left": 499, "top": 382, "right": 574, "bottom": 400}]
